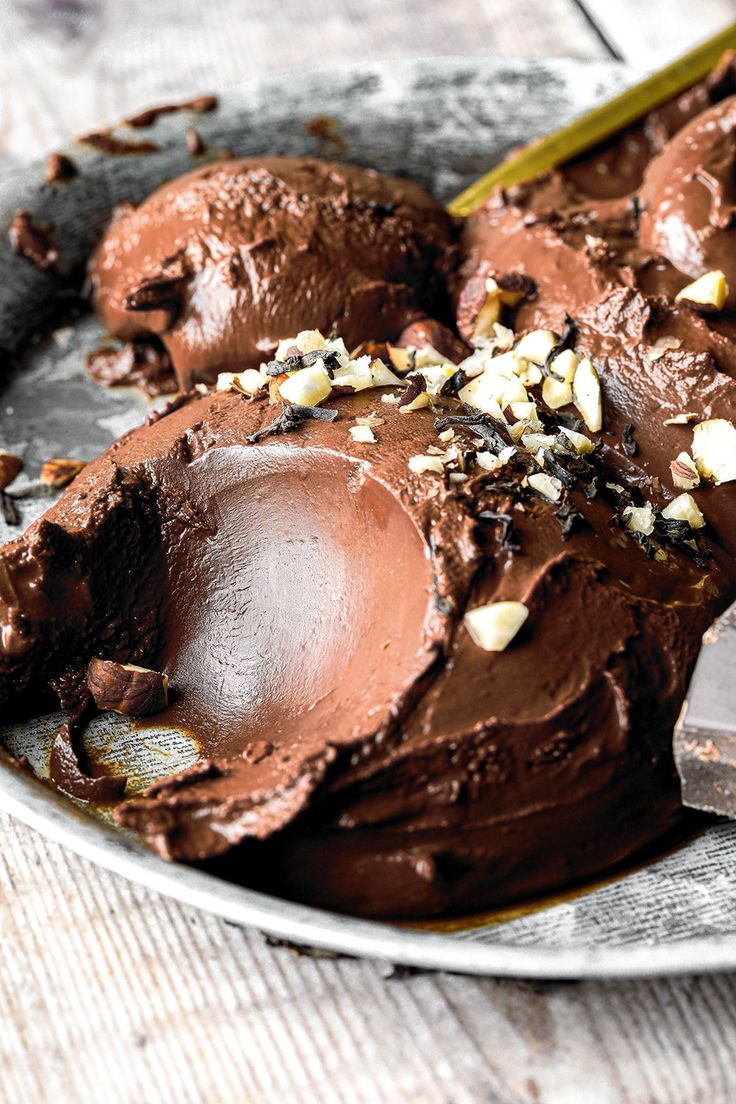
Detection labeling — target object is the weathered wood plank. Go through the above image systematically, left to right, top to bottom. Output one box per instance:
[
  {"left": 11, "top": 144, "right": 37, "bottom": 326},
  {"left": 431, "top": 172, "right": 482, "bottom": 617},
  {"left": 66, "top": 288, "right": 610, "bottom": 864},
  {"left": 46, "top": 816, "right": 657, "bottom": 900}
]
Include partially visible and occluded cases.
[
  {"left": 0, "top": 0, "right": 609, "bottom": 159},
  {"left": 581, "top": 0, "right": 736, "bottom": 69},
  {"left": 3, "top": 813, "right": 736, "bottom": 1103}
]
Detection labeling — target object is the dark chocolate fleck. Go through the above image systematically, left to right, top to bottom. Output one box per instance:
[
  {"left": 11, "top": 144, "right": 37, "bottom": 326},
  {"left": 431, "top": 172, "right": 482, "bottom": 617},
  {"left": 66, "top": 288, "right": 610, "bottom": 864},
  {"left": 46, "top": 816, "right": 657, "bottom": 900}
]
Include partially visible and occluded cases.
[
  {"left": 543, "top": 316, "right": 577, "bottom": 381},
  {"left": 398, "top": 372, "right": 427, "bottom": 409},
  {"left": 246, "top": 402, "right": 339, "bottom": 443},
  {"left": 434, "top": 411, "right": 510, "bottom": 454},
  {"left": 622, "top": 423, "right": 637, "bottom": 456},
  {"left": 477, "top": 509, "right": 519, "bottom": 550}
]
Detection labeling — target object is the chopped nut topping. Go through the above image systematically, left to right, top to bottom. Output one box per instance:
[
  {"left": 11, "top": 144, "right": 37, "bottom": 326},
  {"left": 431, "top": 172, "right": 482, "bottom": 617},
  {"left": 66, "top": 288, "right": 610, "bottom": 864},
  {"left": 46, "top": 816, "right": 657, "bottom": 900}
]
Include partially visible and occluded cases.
[
  {"left": 675, "top": 270, "right": 729, "bottom": 311},
  {"left": 457, "top": 277, "right": 501, "bottom": 343},
  {"left": 514, "top": 329, "right": 557, "bottom": 366},
  {"left": 647, "top": 336, "right": 682, "bottom": 362},
  {"left": 387, "top": 346, "right": 414, "bottom": 374},
  {"left": 572, "top": 357, "right": 603, "bottom": 432},
  {"left": 279, "top": 363, "right": 332, "bottom": 407},
  {"left": 216, "top": 369, "right": 264, "bottom": 396},
  {"left": 542, "top": 375, "right": 573, "bottom": 410},
  {"left": 664, "top": 412, "right": 698, "bottom": 426},
  {"left": 355, "top": 413, "right": 385, "bottom": 428},
  {"left": 692, "top": 418, "right": 736, "bottom": 485},
  {"left": 349, "top": 425, "right": 376, "bottom": 444},
  {"left": 558, "top": 427, "right": 594, "bottom": 454},
  {"left": 521, "top": 431, "right": 556, "bottom": 454},
  {"left": 0, "top": 450, "right": 22, "bottom": 493},
  {"left": 475, "top": 451, "right": 504, "bottom": 472},
  {"left": 670, "top": 452, "right": 700, "bottom": 490},
  {"left": 408, "top": 454, "right": 445, "bottom": 476},
  {"left": 40, "top": 457, "right": 86, "bottom": 488},
  {"left": 528, "top": 472, "right": 562, "bottom": 502},
  {"left": 662, "top": 493, "right": 705, "bottom": 530},
  {"left": 623, "top": 504, "right": 656, "bottom": 536},
  {"left": 464, "top": 600, "right": 529, "bottom": 652},
  {"left": 87, "top": 658, "right": 169, "bottom": 717}
]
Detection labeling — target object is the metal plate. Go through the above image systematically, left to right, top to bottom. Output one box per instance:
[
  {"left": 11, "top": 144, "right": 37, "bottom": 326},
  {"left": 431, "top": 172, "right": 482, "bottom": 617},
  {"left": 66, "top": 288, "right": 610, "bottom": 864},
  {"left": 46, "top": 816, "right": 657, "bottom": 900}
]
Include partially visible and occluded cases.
[{"left": 3, "top": 56, "right": 736, "bottom": 979}]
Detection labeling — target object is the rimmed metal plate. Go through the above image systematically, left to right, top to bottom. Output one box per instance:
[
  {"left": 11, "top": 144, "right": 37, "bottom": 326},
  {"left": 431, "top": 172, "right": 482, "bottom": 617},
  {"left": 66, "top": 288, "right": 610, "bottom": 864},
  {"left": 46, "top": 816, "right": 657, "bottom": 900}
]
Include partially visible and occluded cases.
[{"left": 4, "top": 56, "right": 736, "bottom": 978}]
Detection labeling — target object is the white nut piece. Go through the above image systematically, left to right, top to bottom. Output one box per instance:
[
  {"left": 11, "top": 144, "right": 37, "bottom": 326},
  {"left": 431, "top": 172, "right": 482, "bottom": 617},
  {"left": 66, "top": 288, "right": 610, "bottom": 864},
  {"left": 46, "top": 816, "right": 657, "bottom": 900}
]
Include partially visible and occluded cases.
[
  {"left": 675, "top": 270, "right": 729, "bottom": 310},
  {"left": 472, "top": 280, "right": 503, "bottom": 341},
  {"left": 294, "top": 329, "right": 328, "bottom": 354},
  {"left": 515, "top": 329, "right": 558, "bottom": 365},
  {"left": 549, "top": 348, "right": 578, "bottom": 383},
  {"left": 332, "top": 355, "right": 374, "bottom": 392},
  {"left": 572, "top": 357, "right": 603, "bottom": 432},
  {"left": 278, "top": 364, "right": 332, "bottom": 407},
  {"left": 216, "top": 369, "right": 265, "bottom": 396},
  {"left": 457, "top": 373, "right": 503, "bottom": 417},
  {"left": 500, "top": 376, "right": 529, "bottom": 408},
  {"left": 542, "top": 376, "right": 574, "bottom": 410},
  {"left": 399, "top": 390, "right": 433, "bottom": 413},
  {"left": 510, "top": 400, "right": 538, "bottom": 422},
  {"left": 692, "top": 418, "right": 736, "bottom": 485},
  {"left": 349, "top": 425, "right": 376, "bottom": 444},
  {"left": 558, "top": 426, "right": 595, "bottom": 454},
  {"left": 521, "top": 431, "right": 556, "bottom": 453},
  {"left": 475, "top": 451, "right": 503, "bottom": 471},
  {"left": 670, "top": 451, "right": 700, "bottom": 490},
  {"left": 408, "top": 454, "right": 445, "bottom": 476},
  {"left": 528, "top": 471, "right": 562, "bottom": 502},
  {"left": 661, "top": 492, "right": 705, "bottom": 529},
  {"left": 623, "top": 504, "right": 656, "bottom": 536},
  {"left": 464, "top": 600, "right": 529, "bottom": 652}
]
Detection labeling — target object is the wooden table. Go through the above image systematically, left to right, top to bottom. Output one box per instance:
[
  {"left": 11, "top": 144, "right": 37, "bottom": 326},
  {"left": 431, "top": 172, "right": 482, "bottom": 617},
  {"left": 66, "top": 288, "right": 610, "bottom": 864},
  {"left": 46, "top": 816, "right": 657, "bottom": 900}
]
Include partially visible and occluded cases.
[{"left": 2, "top": 3, "right": 736, "bottom": 1100}]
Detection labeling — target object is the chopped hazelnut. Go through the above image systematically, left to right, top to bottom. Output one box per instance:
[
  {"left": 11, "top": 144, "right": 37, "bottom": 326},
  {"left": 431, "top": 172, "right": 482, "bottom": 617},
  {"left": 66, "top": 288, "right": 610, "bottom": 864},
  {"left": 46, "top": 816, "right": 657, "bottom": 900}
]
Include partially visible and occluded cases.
[
  {"left": 675, "top": 270, "right": 729, "bottom": 311},
  {"left": 456, "top": 275, "right": 515, "bottom": 344},
  {"left": 514, "top": 329, "right": 558, "bottom": 366},
  {"left": 572, "top": 357, "right": 603, "bottom": 433},
  {"left": 278, "top": 364, "right": 332, "bottom": 407},
  {"left": 216, "top": 369, "right": 264, "bottom": 396},
  {"left": 542, "top": 376, "right": 573, "bottom": 411},
  {"left": 692, "top": 418, "right": 736, "bottom": 485},
  {"left": 349, "top": 425, "right": 377, "bottom": 444},
  {"left": 558, "top": 427, "right": 594, "bottom": 454},
  {"left": 0, "top": 450, "right": 22, "bottom": 492},
  {"left": 475, "top": 451, "right": 503, "bottom": 472},
  {"left": 670, "top": 452, "right": 700, "bottom": 490},
  {"left": 408, "top": 454, "right": 445, "bottom": 476},
  {"left": 40, "top": 457, "right": 86, "bottom": 488},
  {"left": 528, "top": 472, "right": 562, "bottom": 502},
  {"left": 662, "top": 492, "right": 705, "bottom": 529},
  {"left": 623, "top": 504, "right": 656, "bottom": 536},
  {"left": 464, "top": 600, "right": 529, "bottom": 652},
  {"left": 87, "top": 657, "right": 169, "bottom": 716}
]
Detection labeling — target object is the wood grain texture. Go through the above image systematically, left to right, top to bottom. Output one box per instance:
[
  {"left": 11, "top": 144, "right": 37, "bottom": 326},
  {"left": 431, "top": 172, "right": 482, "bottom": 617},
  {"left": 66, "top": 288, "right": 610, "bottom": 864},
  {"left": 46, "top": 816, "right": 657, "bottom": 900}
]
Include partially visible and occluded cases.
[
  {"left": 0, "top": 0, "right": 607, "bottom": 161},
  {"left": 583, "top": 0, "right": 736, "bottom": 68},
  {"left": 2, "top": 3, "right": 736, "bottom": 1102},
  {"left": 3, "top": 810, "right": 736, "bottom": 1104}
]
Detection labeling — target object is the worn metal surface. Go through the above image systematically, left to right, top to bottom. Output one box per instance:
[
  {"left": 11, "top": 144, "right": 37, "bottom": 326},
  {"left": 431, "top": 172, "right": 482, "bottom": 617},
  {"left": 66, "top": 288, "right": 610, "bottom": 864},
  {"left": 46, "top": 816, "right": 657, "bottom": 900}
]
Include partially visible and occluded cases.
[{"left": 3, "top": 56, "right": 736, "bottom": 979}]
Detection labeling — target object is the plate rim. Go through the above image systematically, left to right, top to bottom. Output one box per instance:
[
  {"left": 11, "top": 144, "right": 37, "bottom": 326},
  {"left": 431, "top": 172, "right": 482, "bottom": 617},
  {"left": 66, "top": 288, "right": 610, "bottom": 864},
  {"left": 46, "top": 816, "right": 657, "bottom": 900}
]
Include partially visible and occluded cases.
[{"left": 2, "top": 761, "right": 735, "bottom": 979}]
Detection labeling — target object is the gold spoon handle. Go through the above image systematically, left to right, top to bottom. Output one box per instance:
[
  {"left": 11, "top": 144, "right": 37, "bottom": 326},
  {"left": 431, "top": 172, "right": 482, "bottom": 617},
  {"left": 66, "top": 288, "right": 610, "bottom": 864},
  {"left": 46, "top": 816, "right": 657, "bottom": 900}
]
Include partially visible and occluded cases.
[{"left": 448, "top": 23, "right": 736, "bottom": 217}]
